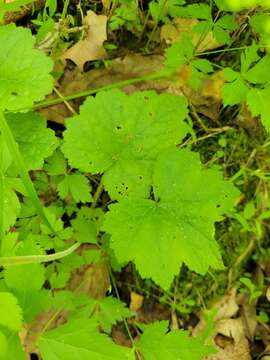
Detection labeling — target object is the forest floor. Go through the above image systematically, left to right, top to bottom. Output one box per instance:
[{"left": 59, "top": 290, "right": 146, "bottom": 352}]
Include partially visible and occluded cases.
[{"left": 3, "top": 0, "right": 270, "bottom": 359}]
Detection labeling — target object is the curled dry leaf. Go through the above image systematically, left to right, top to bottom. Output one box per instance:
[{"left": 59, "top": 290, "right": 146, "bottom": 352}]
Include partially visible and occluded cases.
[{"left": 62, "top": 10, "right": 107, "bottom": 71}]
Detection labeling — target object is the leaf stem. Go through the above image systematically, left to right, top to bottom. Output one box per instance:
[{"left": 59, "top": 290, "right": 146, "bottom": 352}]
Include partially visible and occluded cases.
[
  {"left": 32, "top": 69, "right": 173, "bottom": 110},
  {"left": 0, "top": 111, "right": 55, "bottom": 234},
  {"left": 91, "top": 178, "right": 104, "bottom": 208},
  {"left": 0, "top": 242, "right": 80, "bottom": 266}
]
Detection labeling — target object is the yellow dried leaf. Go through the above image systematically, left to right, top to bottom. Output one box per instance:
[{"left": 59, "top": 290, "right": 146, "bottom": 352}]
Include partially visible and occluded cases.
[{"left": 129, "top": 292, "right": 144, "bottom": 311}]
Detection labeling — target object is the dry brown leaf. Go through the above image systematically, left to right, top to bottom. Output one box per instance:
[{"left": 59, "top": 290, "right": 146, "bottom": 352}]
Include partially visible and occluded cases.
[
  {"left": 62, "top": 10, "right": 107, "bottom": 71},
  {"left": 161, "top": 18, "right": 221, "bottom": 52},
  {"left": 41, "top": 53, "right": 223, "bottom": 124},
  {"left": 213, "top": 288, "right": 239, "bottom": 321},
  {"left": 129, "top": 292, "right": 144, "bottom": 312}
]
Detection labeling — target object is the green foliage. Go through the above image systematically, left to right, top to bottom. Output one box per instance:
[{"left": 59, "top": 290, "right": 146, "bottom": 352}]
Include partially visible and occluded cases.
[
  {"left": 1, "top": 2, "right": 269, "bottom": 358},
  {"left": 0, "top": 24, "right": 53, "bottom": 111},
  {"left": 165, "top": 36, "right": 214, "bottom": 89},
  {"left": 222, "top": 44, "right": 270, "bottom": 131},
  {"left": 62, "top": 89, "right": 189, "bottom": 200},
  {"left": 103, "top": 148, "right": 239, "bottom": 288},
  {"left": 0, "top": 292, "right": 23, "bottom": 331},
  {"left": 39, "top": 317, "right": 132, "bottom": 359},
  {"left": 137, "top": 321, "right": 215, "bottom": 359}
]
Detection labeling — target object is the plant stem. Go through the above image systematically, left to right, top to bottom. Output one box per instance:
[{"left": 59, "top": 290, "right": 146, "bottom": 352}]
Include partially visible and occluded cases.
[
  {"left": 32, "top": 69, "right": 173, "bottom": 110},
  {"left": 0, "top": 111, "right": 55, "bottom": 235},
  {"left": 91, "top": 178, "right": 104, "bottom": 208},
  {"left": 0, "top": 242, "right": 80, "bottom": 266}
]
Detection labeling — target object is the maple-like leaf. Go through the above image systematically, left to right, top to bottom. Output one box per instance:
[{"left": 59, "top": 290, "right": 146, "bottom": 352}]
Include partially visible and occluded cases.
[
  {"left": 0, "top": 24, "right": 53, "bottom": 111},
  {"left": 62, "top": 89, "right": 189, "bottom": 200},
  {"left": 103, "top": 148, "right": 239, "bottom": 288},
  {"left": 57, "top": 173, "right": 93, "bottom": 203},
  {"left": 87, "top": 296, "right": 133, "bottom": 332},
  {"left": 38, "top": 317, "right": 132, "bottom": 359},
  {"left": 136, "top": 321, "right": 215, "bottom": 360},
  {"left": 137, "top": 321, "right": 215, "bottom": 360}
]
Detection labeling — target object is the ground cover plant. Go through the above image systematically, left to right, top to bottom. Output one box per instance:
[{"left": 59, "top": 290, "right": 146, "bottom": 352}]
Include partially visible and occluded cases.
[{"left": 2, "top": 0, "right": 270, "bottom": 359}]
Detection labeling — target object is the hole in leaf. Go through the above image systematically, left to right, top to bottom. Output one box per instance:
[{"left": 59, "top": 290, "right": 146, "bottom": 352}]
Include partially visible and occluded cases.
[
  {"left": 11, "top": 91, "right": 18, "bottom": 96},
  {"left": 149, "top": 112, "right": 153, "bottom": 116},
  {"left": 116, "top": 126, "right": 121, "bottom": 130},
  {"left": 216, "top": 204, "right": 221, "bottom": 208},
  {"left": 30, "top": 354, "right": 39, "bottom": 360}
]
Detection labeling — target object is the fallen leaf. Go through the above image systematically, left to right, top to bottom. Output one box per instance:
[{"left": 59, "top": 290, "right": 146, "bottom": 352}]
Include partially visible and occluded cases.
[
  {"left": 62, "top": 10, "right": 107, "bottom": 71},
  {"left": 161, "top": 18, "right": 221, "bottom": 52},
  {"left": 40, "top": 53, "right": 222, "bottom": 123},
  {"left": 213, "top": 288, "right": 239, "bottom": 321},
  {"left": 129, "top": 292, "right": 144, "bottom": 312}
]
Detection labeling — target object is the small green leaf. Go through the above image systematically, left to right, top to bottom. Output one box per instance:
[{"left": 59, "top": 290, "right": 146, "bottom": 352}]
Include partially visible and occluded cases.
[
  {"left": 222, "top": 76, "right": 249, "bottom": 106},
  {"left": 247, "top": 86, "right": 270, "bottom": 132},
  {"left": 44, "top": 149, "right": 67, "bottom": 176},
  {"left": 57, "top": 174, "right": 92, "bottom": 203},
  {"left": 0, "top": 292, "right": 23, "bottom": 331},
  {"left": 88, "top": 296, "right": 133, "bottom": 333}
]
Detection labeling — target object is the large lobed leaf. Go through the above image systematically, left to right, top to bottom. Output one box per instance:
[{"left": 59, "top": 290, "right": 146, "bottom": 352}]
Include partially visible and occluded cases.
[
  {"left": 0, "top": 24, "right": 53, "bottom": 111},
  {"left": 62, "top": 89, "right": 189, "bottom": 200},
  {"left": 103, "top": 148, "right": 239, "bottom": 289}
]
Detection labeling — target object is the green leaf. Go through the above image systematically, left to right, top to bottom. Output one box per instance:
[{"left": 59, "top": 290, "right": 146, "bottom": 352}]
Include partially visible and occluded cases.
[
  {"left": 176, "top": 4, "right": 211, "bottom": 19},
  {"left": 215, "top": 14, "right": 237, "bottom": 31},
  {"left": 0, "top": 24, "right": 53, "bottom": 111},
  {"left": 165, "top": 36, "right": 194, "bottom": 69},
  {"left": 165, "top": 37, "right": 213, "bottom": 89},
  {"left": 240, "top": 44, "right": 260, "bottom": 73},
  {"left": 222, "top": 45, "right": 270, "bottom": 107},
  {"left": 243, "top": 55, "right": 270, "bottom": 84},
  {"left": 222, "top": 75, "right": 249, "bottom": 106},
  {"left": 247, "top": 86, "right": 270, "bottom": 132},
  {"left": 62, "top": 89, "right": 189, "bottom": 200},
  {"left": 6, "top": 112, "right": 58, "bottom": 170},
  {"left": 103, "top": 148, "right": 239, "bottom": 288},
  {"left": 44, "top": 149, "right": 67, "bottom": 176},
  {"left": 57, "top": 173, "right": 92, "bottom": 203},
  {"left": 0, "top": 178, "right": 20, "bottom": 232},
  {"left": 71, "top": 208, "right": 102, "bottom": 244},
  {"left": 4, "top": 239, "right": 45, "bottom": 319},
  {"left": 0, "top": 292, "right": 23, "bottom": 331},
  {"left": 88, "top": 296, "right": 133, "bottom": 333},
  {"left": 38, "top": 317, "right": 132, "bottom": 359},
  {"left": 137, "top": 321, "right": 215, "bottom": 360},
  {"left": 1, "top": 330, "right": 24, "bottom": 360},
  {"left": 0, "top": 331, "right": 7, "bottom": 359}
]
